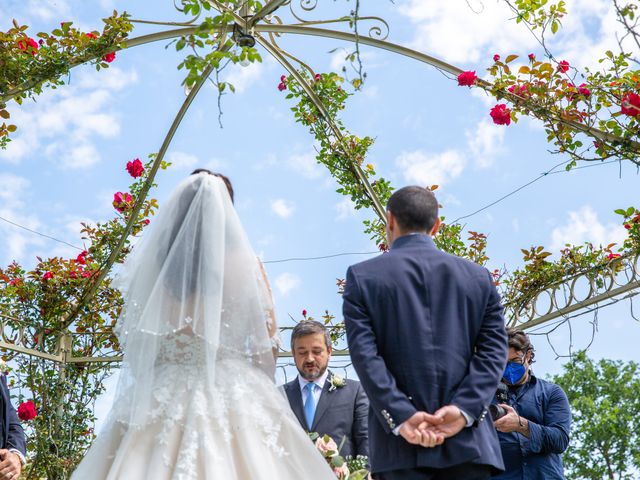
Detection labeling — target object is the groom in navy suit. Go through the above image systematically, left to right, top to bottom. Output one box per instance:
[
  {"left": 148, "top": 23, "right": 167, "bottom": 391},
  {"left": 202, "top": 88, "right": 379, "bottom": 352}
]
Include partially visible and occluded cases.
[{"left": 343, "top": 186, "right": 508, "bottom": 479}]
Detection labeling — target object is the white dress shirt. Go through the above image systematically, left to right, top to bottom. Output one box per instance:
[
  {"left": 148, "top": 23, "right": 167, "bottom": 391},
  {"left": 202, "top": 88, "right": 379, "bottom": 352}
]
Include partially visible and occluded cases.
[{"left": 297, "top": 369, "right": 329, "bottom": 407}]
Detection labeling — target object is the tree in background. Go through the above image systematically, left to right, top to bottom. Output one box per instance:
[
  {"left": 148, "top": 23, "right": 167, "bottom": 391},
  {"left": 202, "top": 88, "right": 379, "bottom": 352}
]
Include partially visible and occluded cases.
[{"left": 552, "top": 351, "right": 640, "bottom": 480}]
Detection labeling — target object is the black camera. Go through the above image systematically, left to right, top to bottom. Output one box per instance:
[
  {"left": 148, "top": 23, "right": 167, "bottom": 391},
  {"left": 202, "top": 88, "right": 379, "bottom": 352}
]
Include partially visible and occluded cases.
[{"left": 489, "top": 383, "right": 509, "bottom": 421}]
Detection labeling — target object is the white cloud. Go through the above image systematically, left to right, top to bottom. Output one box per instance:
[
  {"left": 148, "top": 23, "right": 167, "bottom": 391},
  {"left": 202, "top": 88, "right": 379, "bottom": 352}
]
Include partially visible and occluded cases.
[
  {"left": 25, "top": 0, "right": 71, "bottom": 22},
  {"left": 397, "top": 0, "right": 625, "bottom": 73},
  {"left": 398, "top": 0, "right": 534, "bottom": 64},
  {"left": 224, "top": 59, "right": 266, "bottom": 94},
  {"left": 2, "top": 67, "right": 137, "bottom": 168},
  {"left": 466, "top": 119, "right": 506, "bottom": 168},
  {"left": 395, "top": 150, "right": 466, "bottom": 187},
  {"left": 166, "top": 151, "right": 199, "bottom": 170},
  {"left": 287, "top": 151, "right": 324, "bottom": 179},
  {"left": 0, "top": 173, "right": 29, "bottom": 209},
  {"left": 335, "top": 198, "right": 356, "bottom": 221},
  {"left": 271, "top": 199, "right": 295, "bottom": 219},
  {"left": 550, "top": 205, "right": 627, "bottom": 250},
  {"left": 274, "top": 272, "right": 300, "bottom": 296}
]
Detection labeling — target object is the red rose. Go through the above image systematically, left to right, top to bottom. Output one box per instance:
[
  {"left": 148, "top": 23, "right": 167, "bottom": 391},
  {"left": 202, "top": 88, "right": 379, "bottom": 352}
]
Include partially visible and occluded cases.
[
  {"left": 85, "top": 32, "right": 98, "bottom": 39},
  {"left": 17, "top": 37, "right": 38, "bottom": 56},
  {"left": 102, "top": 52, "right": 116, "bottom": 63},
  {"left": 528, "top": 53, "right": 536, "bottom": 61},
  {"left": 493, "top": 54, "right": 500, "bottom": 62},
  {"left": 557, "top": 60, "right": 570, "bottom": 73},
  {"left": 457, "top": 70, "right": 477, "bottom": 87},
  {"left": 314, "top": 73, "right": 321, "bottom": 81},
  {"left": 277, "top": 82, "right": 286, "bottom": 92},
  {"left": 621, "top": 92, "right": 640, "bottom": 116},
  {"left": 490, "top": 104, "right": 511, "bottom": 125},
  {"left": 126, "top": 158, "right": 144, "bottom": 178},
  {"left": 143, "top": 219, "right": 150, "bottom": 225},
  {"left": 625, "top": 223, "right": 632, "bottom": 229},
  {"left": 378, "top": 242, "right": 388, "bottom": 252},
  {"left": 76, "top": 251, "right": 88, "bottom": 265},
  {"left": 607, "top": 253, "right": 621, "bottom": 259},
  {"left": 42, "top": 271, "right": 53, "bottom": 281},
  {"left": 82, "top": 271, "right": 92, "bottom": 278},
  {"left": 302, "top": 309, "right": 308, "bottom": 317},
  {"left": 17, "top": 400, "right": 37, "bottom": 421}
]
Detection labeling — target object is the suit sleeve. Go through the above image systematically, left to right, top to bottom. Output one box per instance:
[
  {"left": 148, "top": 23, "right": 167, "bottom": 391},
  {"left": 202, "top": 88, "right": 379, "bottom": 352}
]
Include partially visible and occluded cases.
[
  {"left": 343, "top": 266, "right": 417, "bottom": 434},
  {"left": 449, "top": 271, "right": 508, "bottom": 421},
  {"left": 2, "top": 377, "right": 26, "bottom": 456},
  {"left": 352, "top": 383, "right": 369, "bottom": 458},
  {"left": 525, "top": 384, "right": 571, "bottom": 455}
]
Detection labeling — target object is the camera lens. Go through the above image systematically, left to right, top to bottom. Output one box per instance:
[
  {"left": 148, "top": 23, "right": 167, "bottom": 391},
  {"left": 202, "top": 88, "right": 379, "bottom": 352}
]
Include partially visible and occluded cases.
[{"left": 489, "top": 404, "right": 507, "bottom": 421}]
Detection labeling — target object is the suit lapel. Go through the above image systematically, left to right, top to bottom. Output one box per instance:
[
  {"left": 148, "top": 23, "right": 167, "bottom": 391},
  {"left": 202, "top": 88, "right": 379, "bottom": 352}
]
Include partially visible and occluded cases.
[
  {"left": 311, "top": 372, "right": 334, "bottom": 432},
  {"left": 285, "top": 378, "right": 307, "bottom": 429}
]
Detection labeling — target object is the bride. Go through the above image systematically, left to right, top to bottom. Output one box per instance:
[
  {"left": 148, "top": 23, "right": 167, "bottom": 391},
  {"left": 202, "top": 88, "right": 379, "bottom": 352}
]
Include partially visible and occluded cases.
[{"left": 72, "top": 171, "right": 336, "bottom": 479}]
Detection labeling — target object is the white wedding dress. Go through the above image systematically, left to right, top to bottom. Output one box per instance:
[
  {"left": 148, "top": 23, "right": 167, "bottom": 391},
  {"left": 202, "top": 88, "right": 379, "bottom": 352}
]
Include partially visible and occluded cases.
[{"left": 71, "top": 174, "right": 335, "bottom": 480}]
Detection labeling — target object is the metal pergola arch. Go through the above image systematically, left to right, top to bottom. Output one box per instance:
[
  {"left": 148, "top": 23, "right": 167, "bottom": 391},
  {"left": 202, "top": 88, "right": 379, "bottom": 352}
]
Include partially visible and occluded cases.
[{"left": 1, "top": 0, "right": 638, "bottom": 363}]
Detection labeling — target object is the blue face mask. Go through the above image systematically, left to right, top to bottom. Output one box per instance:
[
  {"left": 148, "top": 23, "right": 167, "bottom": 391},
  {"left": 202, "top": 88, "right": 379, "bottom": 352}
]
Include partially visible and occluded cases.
[{"left": 503, "top": 362, "right": 526, "bottom": 385}]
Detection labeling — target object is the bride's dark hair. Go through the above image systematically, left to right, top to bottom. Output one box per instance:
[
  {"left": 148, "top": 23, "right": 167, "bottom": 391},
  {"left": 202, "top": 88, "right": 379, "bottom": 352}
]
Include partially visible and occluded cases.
[{"left": 191, "top": 168, "right": 234, "bottom": 203}]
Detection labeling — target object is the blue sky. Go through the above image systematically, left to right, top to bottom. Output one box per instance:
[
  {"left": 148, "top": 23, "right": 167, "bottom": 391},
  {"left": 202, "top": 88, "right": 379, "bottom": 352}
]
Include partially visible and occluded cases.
[{"left": 1, "top": 0, "right": 638, "bottom": 419}]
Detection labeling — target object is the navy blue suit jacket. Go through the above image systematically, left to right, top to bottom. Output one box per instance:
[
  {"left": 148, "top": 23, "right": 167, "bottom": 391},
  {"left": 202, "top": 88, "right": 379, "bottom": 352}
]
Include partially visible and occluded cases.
[
  {"left": 343, "top": 234, "right": 507, "bottom": 474},
  {"left": 284, "top": 372, "right": 369, "bottom": 459},
  {"left": 1, "top": 375, "right": 26, "bottom": 456}
]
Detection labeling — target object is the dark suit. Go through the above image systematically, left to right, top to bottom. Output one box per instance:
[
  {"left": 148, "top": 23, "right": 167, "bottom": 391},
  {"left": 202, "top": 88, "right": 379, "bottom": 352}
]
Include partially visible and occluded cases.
[
  {"left": 343, "top": 234, "right": 507, "bottom": 478},
  {"left": 283, "top": 371, "right": 369, "bottom": 458},
  {"left": 1, "top": 375, "right": 26, "bottom": 456}
]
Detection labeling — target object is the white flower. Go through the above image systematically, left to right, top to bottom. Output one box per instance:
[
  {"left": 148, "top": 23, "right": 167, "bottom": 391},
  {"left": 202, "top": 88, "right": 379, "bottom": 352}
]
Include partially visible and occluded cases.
[{"left": 329, "top": 374, "right": 346, "bottom": 392}]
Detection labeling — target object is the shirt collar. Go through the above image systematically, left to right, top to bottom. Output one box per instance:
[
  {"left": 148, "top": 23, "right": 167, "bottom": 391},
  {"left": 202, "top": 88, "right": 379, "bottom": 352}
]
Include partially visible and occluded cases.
[
  {"left": 391, "top": 233, "right": 435, "bottom": 250},
  {"left": 297, "top": 369, "right": 329, "bottom": 392}
]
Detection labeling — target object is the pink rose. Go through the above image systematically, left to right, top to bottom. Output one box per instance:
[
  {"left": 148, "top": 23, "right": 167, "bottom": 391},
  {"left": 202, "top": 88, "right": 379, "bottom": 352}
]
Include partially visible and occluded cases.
[
  {"left": 85, "top": 32, "right": 98, "bottom": 39},
  {"left": 102, "top": 52, "right": 116, "bottom": 63},
  {"left": 528, "top": 53, "right": 536, "bottom": 61},
  {"left": 493, "top": 54, "right": 500, "bottom": 62},
  {"left": 557, "top": 60, "right": 570, "bottom": 73},
  {"left": 457, "top": 70, "right": 477, "bottom": 87},
  {"left": 314, "top": 73, "right": 321, "bottom": 81},
  {"left": 277, "top": 82, "right": 286, "bottom": 92},
  {"left": 577, "top": 83, "right": 591, "bottom": 96},
  {"left": 621, "top": 92, "right": 640, "bottom": 116},
  {"left": 490, "top": 104, "right": 511, "bottom": 126},
  {"left": 126, "top": 158, "right": 144, "bottom": 178},
  {"left": 112, "top": 192, "right": 133, "bottom": 212},
  {"left": 143, "top": 219, "right": 150, "bottom": 225},
  {"left": 42, "top": 271, "right": 53, "bottom": 281},
  {"left": 302, "top": 309, "right": 308, "bottom": 317},
  {"left": 17, "top": 400, "right": 37, "bottom": 421},
  {"left": 315, "top": 436, "right": 338, "bottom": 455},
  {"left": 332, "top": 463, "right": 349, "bottom": 479}
]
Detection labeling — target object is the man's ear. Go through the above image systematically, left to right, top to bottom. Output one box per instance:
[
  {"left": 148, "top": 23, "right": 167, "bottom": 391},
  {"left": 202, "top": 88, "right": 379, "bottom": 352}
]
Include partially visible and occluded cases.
[
  {"left": 386, "top": 210, "right": 394, "bottom": 231},
  {"left": 430, "top": 217, "right": 441, "bottom": 236}
]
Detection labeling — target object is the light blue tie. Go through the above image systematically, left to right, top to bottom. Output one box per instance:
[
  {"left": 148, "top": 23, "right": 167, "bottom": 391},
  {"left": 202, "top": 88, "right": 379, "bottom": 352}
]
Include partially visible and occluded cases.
[{"left": 303, "top": 382, "right": 317, "bottom": 430}]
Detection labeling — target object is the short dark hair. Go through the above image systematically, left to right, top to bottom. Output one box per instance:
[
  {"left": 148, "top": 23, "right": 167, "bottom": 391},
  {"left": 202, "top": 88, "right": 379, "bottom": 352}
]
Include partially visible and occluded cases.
[
  {"left": 191, "top": 168, "right": 234, "bottom": 203},
  {"left": 386, "top": 186, "right": 439, "bottom": 233},
  {"left": 291, "top": 320, "right": 331, "bottom": 351},
  {"left": 507, "top": 327, "right": 536, "bottom": 362}
]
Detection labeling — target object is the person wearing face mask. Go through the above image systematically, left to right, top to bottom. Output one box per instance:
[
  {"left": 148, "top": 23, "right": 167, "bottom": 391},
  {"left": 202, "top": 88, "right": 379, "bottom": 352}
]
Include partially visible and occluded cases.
[{"left": 491, "top": 328, "right": 571, "bottom": 480}]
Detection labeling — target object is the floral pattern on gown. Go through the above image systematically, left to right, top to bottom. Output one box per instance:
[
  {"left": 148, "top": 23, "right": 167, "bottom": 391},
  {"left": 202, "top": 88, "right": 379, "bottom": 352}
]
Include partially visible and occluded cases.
[{"left": 71, "top": 331, "right": 336, "bottom": 480}]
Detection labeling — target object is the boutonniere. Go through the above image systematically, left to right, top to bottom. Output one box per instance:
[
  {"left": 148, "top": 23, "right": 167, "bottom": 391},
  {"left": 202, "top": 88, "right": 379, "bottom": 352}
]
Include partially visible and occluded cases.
[{"left": 329, "top": 374, "right": 346, "bottom": 392}]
